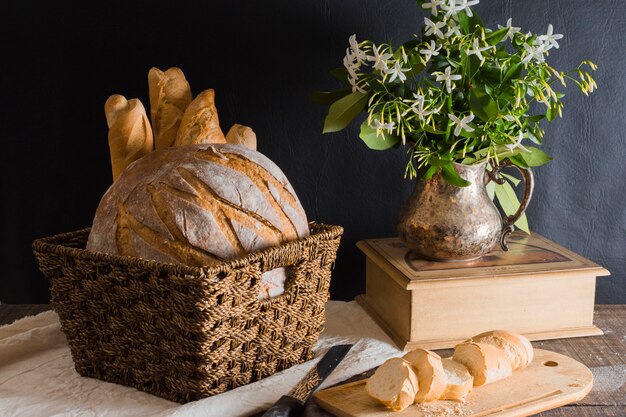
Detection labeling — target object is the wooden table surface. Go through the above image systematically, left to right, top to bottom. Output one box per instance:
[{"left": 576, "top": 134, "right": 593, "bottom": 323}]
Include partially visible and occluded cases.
[{"left": 1, "top": 304, "right": 625, "bottom": 417}]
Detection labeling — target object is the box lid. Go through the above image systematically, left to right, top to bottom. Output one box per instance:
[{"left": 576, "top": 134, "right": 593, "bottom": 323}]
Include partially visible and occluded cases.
[{"left": 357, "top": 232, "right": 610, "bottom": 289}]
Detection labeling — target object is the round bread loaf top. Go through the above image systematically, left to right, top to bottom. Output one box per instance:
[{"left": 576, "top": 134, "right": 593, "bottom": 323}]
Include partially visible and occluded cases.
[{"left": 87, "top": 143, "right": 309, "bottom": 298}]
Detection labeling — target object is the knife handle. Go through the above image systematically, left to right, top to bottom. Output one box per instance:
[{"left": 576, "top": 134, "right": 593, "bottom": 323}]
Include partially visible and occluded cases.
[{"left": 261, "top": 395, "right": 305, "bottom": 417}]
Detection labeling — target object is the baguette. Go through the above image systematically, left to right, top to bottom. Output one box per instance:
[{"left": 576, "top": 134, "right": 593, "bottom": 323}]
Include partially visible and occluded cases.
[
  {"left": 148, "top": 67, "right": 192, "bottom": 149},
  {"left": 174, "top": 89, "right": 226, "bottom": 146},
  {"left": 104, "top": 95, "right": 153, "bottom": 181},
  {"left": 225, "top": 124, "right": 257, "bottom": 150},
  {"left": 468, "top": 330, "right": 534, "bottom": 370},
  {"left": 452, "top": 342, "right": 513, "bottom": 386},
  {"left": 402, "top": 349, "right": 447, "bottom": 403},
  {"left": 366, "top": 358, "right": 419, "bottom": 412},
  {"left": 440, "top": 358, "right": 473, "bottom": 401}
]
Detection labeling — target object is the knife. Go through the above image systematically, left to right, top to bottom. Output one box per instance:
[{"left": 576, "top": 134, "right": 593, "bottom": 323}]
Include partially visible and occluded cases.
[{"left": 261, "top": 344, "right": 353, "bottom": 417}]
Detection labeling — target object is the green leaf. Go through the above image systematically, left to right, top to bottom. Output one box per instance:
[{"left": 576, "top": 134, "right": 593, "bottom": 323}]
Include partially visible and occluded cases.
[
  {"left": 457, "top": 10, "right": 483, "bottom": 35},
  {"left": 458, "top": 11, "right": 470, "bottom": 34},
  {"left": 468, "top": 11, "right": 484, "bottom": 33},
  {"left": 485, "top": 27, "right": 510, "bottom": 45},
  {"left": 402, "top": 39, "right": 421, "bottom": 50},
  {"left": 406, "top": 59, "right": 426, "bottom": 78},
  {"left": 503, "top": 62, "right": 522, "bottom": 82},
  {"left": 481, "top": 66, "right": 502, "bottom": 83},
  {"left": 330, "top": 67, "right": 349, "bottom": 84},
  {"left": 470, "top": 87, "right": 499, "bottom": 122},
  {"left": 310, "top": 89, "right": 351, "bottom": 105},
  {"left": 323, "top": 91, "right": 369, "bottom": 133},
  {"left": 546, "top": 102, "right": 558, "bottom": 122},
  {"left": 526, "top": 114, "right": 545, "bottom": 123},
  {"left": 358, "top": 120, "right": 401, "bottom": 150},
  {"left": 422, "top": 124, "right": 446, "bottom": 135},
  {"left": 460, "top": 128, "right": 482, "bottom": 138},
  {"left": 518, "top": 147, "right": 553, "bottom": 167},
  {"left": 509, "top": 154, "right": 530, "bottom": 169},
  {"left": 428, "top": 156, "right": 453, "bottom": 167},
  {"left": 441, "top": 164, "right": 471, "bottom": 187},
  {"left": 423, "top": 165, "right": 438, "bottom": 180},
  {"left": 500, "top": 172, "right": 521, "bottom": 186},
  {"left": 494, "top": 181, "right": 530, "bottom": 233}
]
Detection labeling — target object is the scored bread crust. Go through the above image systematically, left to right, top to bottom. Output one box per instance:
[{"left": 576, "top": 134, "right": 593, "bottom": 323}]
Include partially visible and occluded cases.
[
  {"left": 469, "top": 330, "right": 534, "bottom": 370},
  {"left": 452, "top": 342, "right": 513, "bottom": 386},
  {"left": 402, "top": 349, "right": 447, "bottom": 403},
  {"left": 366, "top": 358, "right": 419, "bottom": 411},
  {"left": 440, "top": 358, "right": 473, "bottom": 401}
]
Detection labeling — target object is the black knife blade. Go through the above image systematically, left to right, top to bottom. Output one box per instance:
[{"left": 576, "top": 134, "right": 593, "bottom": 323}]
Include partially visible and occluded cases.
[{"left": 261, "top": 344, "right": 353, "bottom": 417}]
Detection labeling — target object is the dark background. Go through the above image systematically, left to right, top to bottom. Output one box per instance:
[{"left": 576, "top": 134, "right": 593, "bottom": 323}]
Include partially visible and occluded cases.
[{"left": 1, "top": 0, "right": 624, "bottom": 304}]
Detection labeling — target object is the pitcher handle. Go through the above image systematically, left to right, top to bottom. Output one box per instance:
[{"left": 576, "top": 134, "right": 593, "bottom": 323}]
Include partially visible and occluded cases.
[{"left": 487, "top": 160, "right": 535, "bottom": 251}]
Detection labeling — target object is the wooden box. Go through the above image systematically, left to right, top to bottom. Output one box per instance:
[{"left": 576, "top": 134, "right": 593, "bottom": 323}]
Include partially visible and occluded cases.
[{"left": 356, "top": 232, "right": 610, "bottom": 350}]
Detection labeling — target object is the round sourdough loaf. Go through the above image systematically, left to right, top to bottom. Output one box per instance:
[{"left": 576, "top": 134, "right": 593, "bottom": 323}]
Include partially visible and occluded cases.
[{"left": 87, "top": 143, "right": 309, "bottom": 299}]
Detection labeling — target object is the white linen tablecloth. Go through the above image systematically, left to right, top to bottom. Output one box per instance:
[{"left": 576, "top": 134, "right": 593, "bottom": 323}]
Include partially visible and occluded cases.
[{"left": 0, "top": 301, "right": 403, "bottom": 417}]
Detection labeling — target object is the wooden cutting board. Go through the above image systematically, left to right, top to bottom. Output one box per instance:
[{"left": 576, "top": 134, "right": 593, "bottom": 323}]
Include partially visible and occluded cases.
[{"left": 314, "top": 349, "right": 593, "bottom": 417}]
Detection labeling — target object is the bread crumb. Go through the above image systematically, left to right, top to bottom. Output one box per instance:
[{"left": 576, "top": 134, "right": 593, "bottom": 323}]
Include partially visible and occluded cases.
[{"left": 418, "top": 402, "right": 471, "bottom": 417}]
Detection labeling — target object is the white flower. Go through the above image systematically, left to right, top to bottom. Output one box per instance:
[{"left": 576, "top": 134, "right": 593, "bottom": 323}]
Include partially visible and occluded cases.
[
  {"left": 422, "top": 0, "right": 444, "bottom": 15},
  {"left": 440, "top": 0, "right": 458, "bottom": 19},
  {"left": 454, "top": 0, "right": 479, "bottom": 17},
  {"left": 424, "top": 17, "right": 446, "bottom": 39},
  {"left": 498, "top": 18, "right": 521, "bottom": 41},
  {"left": 445, "top": 19, "right": 462, "bottom": 38},
  {"left": 538, "top": 24, "right": 564, "bottom": 50},
  {"left": 348, "top": 34, "right": 368, "bottom": 64},
  {"left": 467, "top": 38, "right": 491, "bottom": 63},
  {"left": 419, "top": 40, "right": 442, "bottom": 62},
  {"left": 522, "top": 42, "right": 547, "bottom": 63},
  {"left": 367, "top": 44, "right": 393, "bottom": 73},
  {"left": 343, "top": 52, "right": 359, "bottom": 78},
  {"left": 387, "top": 61, "right": 409, "bottom": 82},
  {"left": 436, "top": 66, "right": 462, "bottom": 93},
  {"left": 348, "top": 75, "right": 367, "bottom": 94},
  {"left": 413, "top": 92, "right": 426, "bottom": 102},
  {"left": 412, "top": 100, "right": 433, "bottom": 121},
  {"left": 448, "top": 113, "right": 475, "bottom": 137},
  {"left": 373, "top": 119, "right": 396, "bottom": 137},
  {"left": 505, "top": 131, "right": 530, "bottom": 153}
]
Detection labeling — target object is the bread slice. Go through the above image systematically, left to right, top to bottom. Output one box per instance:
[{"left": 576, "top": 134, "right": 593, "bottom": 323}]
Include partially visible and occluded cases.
[
  {"left": 469, "top": 330, "right": 534, "bottom": 370},
  {"left": 452, "top": 342, "right": 513, "bottom": 386},
  {"left": 402, "top": 349, "right": 447, "bottom": 403},
  {"left": 366, "top": 358, "right": 419, "bottom": 411},
  {"left": 440, "top": 358, "right": 473, "bottom": 401}
]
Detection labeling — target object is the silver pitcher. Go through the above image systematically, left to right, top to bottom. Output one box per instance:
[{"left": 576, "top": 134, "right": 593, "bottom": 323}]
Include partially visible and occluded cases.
[{"left": 397, "top": 161, "right": 534, "bottom": 262}]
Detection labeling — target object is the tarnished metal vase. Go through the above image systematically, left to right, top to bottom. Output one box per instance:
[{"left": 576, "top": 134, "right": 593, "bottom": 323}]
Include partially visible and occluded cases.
[{"left": 397, "top": 161, "right": 534, "bottom": 262}]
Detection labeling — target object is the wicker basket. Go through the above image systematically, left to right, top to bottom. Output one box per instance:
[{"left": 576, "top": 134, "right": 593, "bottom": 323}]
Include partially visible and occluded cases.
[{"left": 32, "top": 222, "right": 343, "bottom": 403}]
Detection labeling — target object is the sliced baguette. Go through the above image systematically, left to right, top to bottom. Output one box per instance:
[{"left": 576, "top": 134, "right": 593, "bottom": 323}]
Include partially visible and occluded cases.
[
  {"left": 469, "top": 330, "right": 534, "bottom": 370},
  {"left": 452, "top": 342, "right": 513, "bottom": 386},
  {"left": 402, "top": 349, "right": 447, "bottom": 403},
  {"left": 366, "top": 358, "right": 419, "bottom": 411},
  {"left": 440, "top": 358, "right": 473, "bottom": 402}
]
